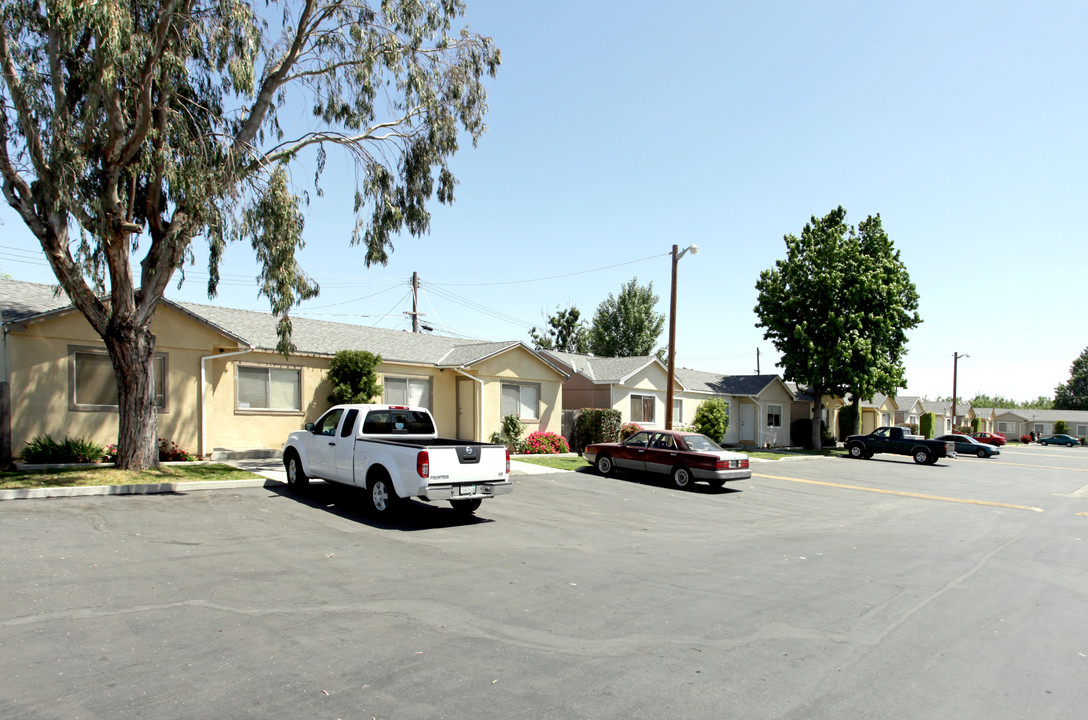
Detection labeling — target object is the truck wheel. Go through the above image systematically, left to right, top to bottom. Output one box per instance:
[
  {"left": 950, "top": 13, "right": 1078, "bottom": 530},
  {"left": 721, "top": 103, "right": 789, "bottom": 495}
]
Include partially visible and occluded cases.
[
  {"left": 847, "top": 443, "right": 865, "bottom": 459},
  {"left": 913, "top": 448, "right": 932, "bottom": 465},
  {"left": 284, "top": 451, "right": 309, "bottom": 489},
  {"left": 595, "top": 455, "right": 614, "bottom": 476},
  {"left": 671, "top": 466, "right": 693, "bottom": 489},
  {"left": 367, "top": 474, "right": 400, "bottom": 515},
  {"left": 450, "top": 498, "right": 483, "bottom": 515}
]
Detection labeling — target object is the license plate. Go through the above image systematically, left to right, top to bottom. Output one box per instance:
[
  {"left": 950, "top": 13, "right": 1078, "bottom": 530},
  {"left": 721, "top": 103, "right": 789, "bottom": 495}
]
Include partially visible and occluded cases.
[{"left": 458, "top": 485, "right": 477, "bottom": 496}]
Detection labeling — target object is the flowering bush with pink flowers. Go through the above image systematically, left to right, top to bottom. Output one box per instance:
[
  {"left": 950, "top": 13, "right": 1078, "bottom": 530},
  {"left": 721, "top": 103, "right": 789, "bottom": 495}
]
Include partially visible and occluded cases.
[
  {"left": 619, "top": 423, "right": 643, "bottom": 441},
  {"left": 521, "top": 431, "right": 570, "bottom": 454}
]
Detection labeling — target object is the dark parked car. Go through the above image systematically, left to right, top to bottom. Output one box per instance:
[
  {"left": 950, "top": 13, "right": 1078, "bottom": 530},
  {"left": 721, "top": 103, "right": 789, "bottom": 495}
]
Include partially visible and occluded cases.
[
  {"left": 582, "top": 429, "right": 750, "bottom": 489},
  {"left": 971, "top": 431, "right": 1007, "bottom": 447},
  {"left": 936, "top": 434, "right": 1000, "bottom": 458},
  {"left": 1040, "top": 434, "right": 1079, "bottom": 447}
]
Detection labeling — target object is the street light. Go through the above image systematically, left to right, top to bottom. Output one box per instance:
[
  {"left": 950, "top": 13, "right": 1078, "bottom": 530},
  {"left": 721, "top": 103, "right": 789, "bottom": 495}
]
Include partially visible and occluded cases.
[
  {"left": 665, "top": 243, "right": 699, "bottom": 430},
  {"left": 952, "top": 352, "right": 969, "bottom": 431}
]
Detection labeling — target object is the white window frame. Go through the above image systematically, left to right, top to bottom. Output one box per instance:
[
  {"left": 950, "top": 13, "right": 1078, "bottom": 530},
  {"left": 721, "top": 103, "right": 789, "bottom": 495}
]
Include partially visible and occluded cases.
[
  {"left": 69, "top": 346, "right": 167, "bottom": 412},
  {"left": 235, "top": 364, "right": 302, "bottom": 412},
  {"left": 383, "top": 375, "right": 432, "bottom": 410},
  {"left": 501, "top": 382, "right": 541, "bottom": 421},
  {"left": 630, "top": 394, "right": 656, "bottom": 424},
  {"left": 672, "top": 399, "right": 683, "bottom": 424},
  {"left": 767, "top": 404, "right": 783, "bottom": 428},
  {"left": 997, "top": 421, "right": 1013, "bottom": 434},
  {"left": 1077, "top": 425, "right": 1088, "bottom": 437}
]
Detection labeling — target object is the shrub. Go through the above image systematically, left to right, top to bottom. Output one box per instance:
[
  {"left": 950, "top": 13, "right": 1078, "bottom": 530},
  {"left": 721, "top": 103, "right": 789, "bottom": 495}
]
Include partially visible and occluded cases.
[
  {"left": 327, "top": 350, "right": 383, "bottom": 404},
  {"left": 692, "top": 397, "right": 729, "bottom": 442},
  {"left": 571, "top": 408, "right": 622, "bottom": 451},
  {"left": 919, "top": 412, "right": 935, "bottom": 439},
  {"left": 490, "top": 414, "right": 527, "bottom": 453},
  {"left": 970, "top": 417, "right": 981, "bottom": 432},
  {"left": 1054, "top": 420, "right": 1069, "bottom": 435},
  {"left": 673, "top": 422, "right": 696, "bottom": 433},
  {"left": 618, "top": 423, "right": 642, "bottom": 441},
  {"left": 521, "top": 431, "right": 570, "bottom": 454},
  {"left": 21, "top": 434, "right": 104, "bottom": 464},
  {"left": 1020, "top": 434, "right": 1031, "bottom": 444},
  {"left": 1081, "top": 436, "right": 1087, "bottom": 446},
  {"left": 158, "top": 439, "right": 196, "bottom": 462}
]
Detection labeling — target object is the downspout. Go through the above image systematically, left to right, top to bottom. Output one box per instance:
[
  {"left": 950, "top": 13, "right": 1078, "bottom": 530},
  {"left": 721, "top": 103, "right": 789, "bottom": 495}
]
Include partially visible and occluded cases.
[
  {"left": 200, "top": 348, "right": 253, "bottom": 458},
  {"left": 452, "top": 368, "right": 484, "bottom": 441},
  {"left": 754, "top": 399, "right": 764, "bottom": 448}
]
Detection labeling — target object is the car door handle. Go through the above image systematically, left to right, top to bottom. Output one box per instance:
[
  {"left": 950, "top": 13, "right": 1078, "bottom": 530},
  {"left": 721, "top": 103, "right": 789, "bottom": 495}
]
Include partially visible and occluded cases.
[{"left": 328, "top": 441, "right": 336, "bottom": 446}]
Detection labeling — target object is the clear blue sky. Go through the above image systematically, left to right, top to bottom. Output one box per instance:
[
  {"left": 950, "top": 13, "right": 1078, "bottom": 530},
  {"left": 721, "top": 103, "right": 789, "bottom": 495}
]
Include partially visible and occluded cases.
[{"left": 2, "top": 0, "right": 1085, "bottom": 403}]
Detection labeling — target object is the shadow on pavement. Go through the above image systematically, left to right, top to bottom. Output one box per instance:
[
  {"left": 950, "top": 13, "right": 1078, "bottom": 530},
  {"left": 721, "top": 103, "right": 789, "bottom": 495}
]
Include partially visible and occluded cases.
[
  {"left": 571, "top": 465, "right": 742, "bottom": 494},
  {"left": 267, "top": 481, "right": 495, "bottom": 531}
]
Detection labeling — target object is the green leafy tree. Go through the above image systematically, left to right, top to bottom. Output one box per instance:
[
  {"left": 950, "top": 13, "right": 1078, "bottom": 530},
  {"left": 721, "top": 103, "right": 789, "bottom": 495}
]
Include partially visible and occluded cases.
[
  {"left": 0, "top": 1, "right": 499, "bottom": 469},
  {"left": 756, "top": 207, "right": 920, "bottom": 450},
  {"left": 840, "top": 214, "right": 921, "bottom": 433},
  {"left": 588, "top": 278, "right": 665, "bottom": 357},
  {"left": 529, "top": 306, "right": 589, "bottom": 353},
  {"left": 1054, "top": 347, "right": 1088, "bottom": 410},
  {"left": 327, "top": 350, "right": 382, "bottom": 405},
  {"left": 692, "top": 397, "right": 729, "bottom": 441},
  {"left": 1054, "top": 419, "right": 1069, "bottom": 434}
]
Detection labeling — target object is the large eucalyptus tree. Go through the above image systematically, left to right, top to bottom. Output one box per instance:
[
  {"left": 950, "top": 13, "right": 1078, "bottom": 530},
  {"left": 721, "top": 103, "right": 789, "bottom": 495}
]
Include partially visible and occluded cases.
[{"left": 0, "top": 1, "right": 499, "bottom": 468}]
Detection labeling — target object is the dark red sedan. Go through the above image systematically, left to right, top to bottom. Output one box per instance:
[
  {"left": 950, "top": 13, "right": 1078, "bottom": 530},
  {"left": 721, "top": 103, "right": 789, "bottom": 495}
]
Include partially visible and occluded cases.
[
  {"left": 582, "top": 429, "right": 750, "bottom": 490},
  {"left": 971, "top": 431, "right": 1007, "bottom": 446}
]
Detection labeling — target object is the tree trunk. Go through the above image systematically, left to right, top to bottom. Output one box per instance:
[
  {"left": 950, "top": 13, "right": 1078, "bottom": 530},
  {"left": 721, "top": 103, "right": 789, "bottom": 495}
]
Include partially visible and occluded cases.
[
  {"left": 104, "top": 322, "right": 158, "bottom": 470},
  {"left": 810, "top": 385, "right": 825, "bottom": 451},
  {"left": 851, "top": 395, "right": 861, "bottom": 435}
]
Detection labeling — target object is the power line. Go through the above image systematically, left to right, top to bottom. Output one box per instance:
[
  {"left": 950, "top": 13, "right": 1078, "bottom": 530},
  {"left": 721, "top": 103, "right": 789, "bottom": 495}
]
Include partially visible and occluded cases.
[{"left": 428, "top": 252, "right": 669, "bottom": 287}]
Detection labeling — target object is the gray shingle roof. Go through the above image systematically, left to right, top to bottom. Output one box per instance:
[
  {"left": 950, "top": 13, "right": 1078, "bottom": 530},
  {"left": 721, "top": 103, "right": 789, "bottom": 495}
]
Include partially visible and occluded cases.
[
  {"left": 0, "top": 278, "right": 566, "bottom": 374},
  {"left": 542, "top": 350, "right": 660, "bottom": 383},
  {"left": 675, "top": 368, "right": 784, "bottom": 397},
  {"left": 996, "top": 408, "right": 1088, "bottom": 423}
]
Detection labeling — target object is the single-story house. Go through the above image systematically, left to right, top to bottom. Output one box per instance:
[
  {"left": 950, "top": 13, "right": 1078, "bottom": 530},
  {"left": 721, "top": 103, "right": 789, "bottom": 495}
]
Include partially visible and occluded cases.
[
  {"left": 0, "top": 278, "right": 568, "bottom": 461},
  {"left": 542, "top": 350, "right": 795, "bottom": 447},
  {"left": 674, "top": 369, "right": 796, "bottom": 447},
  {"left": 786, "top": 383, "right": 846, "bottom": 443},
  {"left": 855, "top": 393, "right": 899, "bottom": 435},
  {"left": 892, "top": 395, "right": 924, "bottom": 429},
  {"left": 920, "top": 401, "right": 953, "bottom": 435},
  {"left": 967, "top": 407, "right": 996, "bottom": 433},
  {"left": 993, "top": 408, "right": 1088, "bottom": 439}
]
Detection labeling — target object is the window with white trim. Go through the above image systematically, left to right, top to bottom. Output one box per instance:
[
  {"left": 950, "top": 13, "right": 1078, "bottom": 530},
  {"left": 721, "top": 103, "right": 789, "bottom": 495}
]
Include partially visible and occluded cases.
[
  {"left": 71, "top": 348, "right": 166, "bottom": 411},
  {"left": 237, "top": 365, "right": 301, "bottom": 411},
  {"left": 384, "top": 376, "right": 432, "bottom": 410},
  {"left": 501, "top": 382, "right": 540, "bottom": 420},
  {"left": 630, "top": 394, "right": 655, "bottom": 424},
  {"left": 673, "top": 399, "right": 683, "bottom": 424},
  {"left": 767, "top": 404, "right": 783, "bottom": 428},
  {"left": 997, "top": 421, "right": 1013, "bottom": 434},
  {"left": 1077, "top": 425, "right": 1088, "bottom": 437}
]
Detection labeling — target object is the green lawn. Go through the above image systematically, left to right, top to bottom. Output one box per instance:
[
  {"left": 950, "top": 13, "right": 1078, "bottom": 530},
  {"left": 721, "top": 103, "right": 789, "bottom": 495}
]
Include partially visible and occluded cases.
[
  {"left": 515, "top": 455, "right": 590, "bottom": 471},
  {"left": 0, "top": 463, "right": 264, "bottom": 490}
]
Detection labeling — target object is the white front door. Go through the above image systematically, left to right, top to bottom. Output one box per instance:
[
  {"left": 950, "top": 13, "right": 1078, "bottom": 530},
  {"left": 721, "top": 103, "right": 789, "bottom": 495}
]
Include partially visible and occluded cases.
[
  {"left": 457, "top": 378, "right": 476, "bottom": 440},
  {"left": 741, "top": 404, "right": 756, "bottom": 443}
]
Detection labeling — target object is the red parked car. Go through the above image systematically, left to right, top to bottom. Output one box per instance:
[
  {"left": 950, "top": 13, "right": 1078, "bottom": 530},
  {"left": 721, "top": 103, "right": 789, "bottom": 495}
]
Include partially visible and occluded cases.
[
  {"left": 582, "top": 429, "right": 751, "bottom": 490},
  {"left": 971, "top": 431, "right": 1007, "bottom": 447}
]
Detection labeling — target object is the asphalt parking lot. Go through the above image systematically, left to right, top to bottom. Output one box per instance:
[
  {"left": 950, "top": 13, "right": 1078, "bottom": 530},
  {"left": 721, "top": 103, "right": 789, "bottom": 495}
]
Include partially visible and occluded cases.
[{"left": 2, "top": 445, "right": 1086, "bottom": 719}]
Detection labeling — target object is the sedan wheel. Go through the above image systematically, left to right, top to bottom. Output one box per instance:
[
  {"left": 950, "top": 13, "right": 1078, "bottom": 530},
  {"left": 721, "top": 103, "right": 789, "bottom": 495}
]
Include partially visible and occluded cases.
[
  {"left": 1041, "top": 440, "right": 1049, "bottom": 446},
  {"left": 1068, "top": 441, "right": 1076, "bottom": 447},
  {"left": 977, "top": 447, "right": 988, "bottom": 458},
  {"left": 595, "top": 455, "right": 614, "bottom": 476},
  {"left": 671, "top": 466, "right": 693, "bottom": 489}
]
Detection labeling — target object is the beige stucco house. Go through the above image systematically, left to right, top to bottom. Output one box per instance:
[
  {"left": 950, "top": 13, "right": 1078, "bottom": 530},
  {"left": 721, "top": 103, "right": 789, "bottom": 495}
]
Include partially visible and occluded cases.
[
  {"left": 0, "top": 278, "right": 567, "bottom": 461},
  {"left": 543, "top": 350, "right": 796, "bottom": 447},
  {"left": 993, "top": 408, "right": 1088, "bottom": 439}
]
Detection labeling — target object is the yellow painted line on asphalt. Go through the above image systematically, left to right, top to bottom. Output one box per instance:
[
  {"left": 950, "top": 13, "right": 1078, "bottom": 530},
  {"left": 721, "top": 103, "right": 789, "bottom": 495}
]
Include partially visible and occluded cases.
[
  {"left": 754, "top": 472, "right": 1044, "bottom": 512},
  {"left": 1077, "top": 513, "right": 1088, "bottom": 517}
]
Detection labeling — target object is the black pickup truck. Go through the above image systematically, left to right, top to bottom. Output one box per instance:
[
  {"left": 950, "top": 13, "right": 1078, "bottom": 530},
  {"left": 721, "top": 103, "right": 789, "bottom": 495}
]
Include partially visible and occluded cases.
[{"left": 844, "top": 426, "right": 956, "bottom": 465}]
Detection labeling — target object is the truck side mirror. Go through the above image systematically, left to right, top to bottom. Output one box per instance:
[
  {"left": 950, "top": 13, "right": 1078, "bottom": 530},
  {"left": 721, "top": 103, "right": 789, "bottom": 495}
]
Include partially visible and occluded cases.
[{"left": 304, "top": 422, "right": 315, "bottom": 432}]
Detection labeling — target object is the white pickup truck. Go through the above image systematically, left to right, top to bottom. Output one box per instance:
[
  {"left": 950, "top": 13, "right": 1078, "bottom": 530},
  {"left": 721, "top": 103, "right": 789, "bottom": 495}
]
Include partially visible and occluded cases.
[{"left": 282, "top": 404, "right": 512, "bottom": 515}]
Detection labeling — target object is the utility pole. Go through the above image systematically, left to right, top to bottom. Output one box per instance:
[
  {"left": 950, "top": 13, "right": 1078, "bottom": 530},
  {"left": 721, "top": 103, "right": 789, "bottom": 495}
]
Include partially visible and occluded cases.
[
  {"left": 404, "top": 272, "right": 424, "bottom": 332},
  {"left": 755, "top": 347, "right": 761, "bottom": 375},
  {"left": 952, "top": 351, "right": 969, "bottom": 431}
]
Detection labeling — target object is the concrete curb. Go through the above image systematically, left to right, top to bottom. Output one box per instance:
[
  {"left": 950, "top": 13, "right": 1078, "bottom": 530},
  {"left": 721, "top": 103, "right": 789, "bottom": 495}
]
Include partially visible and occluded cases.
[{"left": 0, "top": 478, "right": 286, "bottom": 501}]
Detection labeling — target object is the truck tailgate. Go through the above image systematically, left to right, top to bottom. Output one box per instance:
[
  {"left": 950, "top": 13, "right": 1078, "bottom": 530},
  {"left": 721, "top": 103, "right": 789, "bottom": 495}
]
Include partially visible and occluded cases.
[{"left": 426, "top": 445, "right": 508, "bottom": 484}]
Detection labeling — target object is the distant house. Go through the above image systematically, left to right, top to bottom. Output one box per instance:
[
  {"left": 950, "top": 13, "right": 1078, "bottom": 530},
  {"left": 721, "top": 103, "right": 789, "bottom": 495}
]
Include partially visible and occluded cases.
[
  {"left": 0, "top": 278, "right": 568, "bottom": 461},
  {"left": 543, "top": 350, "right": 795, "bottom": 447},
  {"left": 674, "top": 369, "right": 795, "bottom": 447},
  {"left": 786, "top": 383, "right": 845, "bottom": 443},
  {"left": 855, "top": 393, "right": 899, "bottom": 434},
  {"left": 892, "top": 395, "right": 924, "bottom": 428},
  {"left": 920, "top": 401, "right": 952, "bottom": 435},
  {"left": 968, "top": 407, "right": 996, "bottom": 433},
  {"left": 993, "top": 409, "right": 1088, "bottom": 439}
]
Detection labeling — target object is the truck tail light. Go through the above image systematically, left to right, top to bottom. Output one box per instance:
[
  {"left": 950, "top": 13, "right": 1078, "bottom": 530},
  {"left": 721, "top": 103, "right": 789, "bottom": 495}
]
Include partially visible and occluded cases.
[
  {"left": 505, "top": 447, "right": 511, "bottom": 474},
  {"left": 417, "top": 450, "right": 430, "bottom": 478}
]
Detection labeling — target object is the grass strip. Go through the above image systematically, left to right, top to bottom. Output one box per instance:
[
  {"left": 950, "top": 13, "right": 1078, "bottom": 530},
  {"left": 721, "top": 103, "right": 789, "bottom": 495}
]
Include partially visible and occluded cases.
[{"left": 0, "top": 463, "right": 264, "bottom": 490}]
